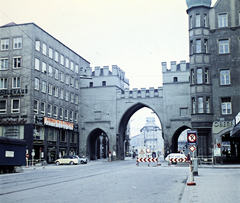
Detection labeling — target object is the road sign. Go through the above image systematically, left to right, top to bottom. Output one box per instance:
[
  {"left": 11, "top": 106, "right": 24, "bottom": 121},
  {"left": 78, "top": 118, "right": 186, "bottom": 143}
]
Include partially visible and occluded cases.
[
  {"left": 187, "top": 130, "right": 197, "bottom": 145},
  {"left": 189, "top": 145, "right": 196, "bottom": 152},
  {"left": 138, "top": 146, "right": 146, "bottom": 158},
  {"left": 146, "top": 148, "right": 151, "bottom": 153},
  {"left": 26, "top": 154, "right": 29, "bottom": 158}
]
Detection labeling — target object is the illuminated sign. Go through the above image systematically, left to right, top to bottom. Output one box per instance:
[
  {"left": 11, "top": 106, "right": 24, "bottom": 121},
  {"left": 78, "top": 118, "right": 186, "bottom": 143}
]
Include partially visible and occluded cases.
[{"left": 44, "top": 117, "right": 73, "bottom": 130}]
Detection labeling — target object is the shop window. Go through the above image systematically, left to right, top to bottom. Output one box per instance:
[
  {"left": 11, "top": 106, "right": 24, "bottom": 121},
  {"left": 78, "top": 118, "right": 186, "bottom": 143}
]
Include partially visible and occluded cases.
[
  {"left": 0, "top": 100, "right": 7, "bottom": 114},
  {"left": 33, "top": 126, "right": 44, "bottom": 140},
  {"left": 48, "top": 128, "right": 56, "bottom": 141},
  {"left": 60, "top": 131, "right": 66, "bottom": 142}
]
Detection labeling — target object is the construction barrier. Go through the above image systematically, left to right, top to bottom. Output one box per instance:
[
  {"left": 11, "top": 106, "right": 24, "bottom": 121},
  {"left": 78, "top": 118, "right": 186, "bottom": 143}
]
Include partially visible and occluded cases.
[
  {"left": 169, "top": 157, "right": 188, "bottom": 163},
  {"left": 137, "top": 158, "right": 158, "bottom": 163}
]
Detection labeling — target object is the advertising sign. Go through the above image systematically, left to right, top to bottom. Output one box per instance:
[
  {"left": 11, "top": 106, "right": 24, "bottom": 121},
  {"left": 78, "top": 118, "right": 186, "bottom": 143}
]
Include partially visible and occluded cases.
[{"left": 44, "top": 117, "right": 73, "bottom": 130}]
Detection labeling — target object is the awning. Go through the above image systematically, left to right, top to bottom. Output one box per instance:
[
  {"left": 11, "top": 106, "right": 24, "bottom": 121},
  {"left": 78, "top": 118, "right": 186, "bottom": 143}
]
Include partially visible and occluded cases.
[{"left": 231, "top": 123, "right": 240, "bottom": 137}]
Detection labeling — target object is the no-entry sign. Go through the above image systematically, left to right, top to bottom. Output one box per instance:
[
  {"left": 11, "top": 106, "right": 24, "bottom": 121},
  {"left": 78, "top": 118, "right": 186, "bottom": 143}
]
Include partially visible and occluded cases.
[{"left": 187, "top": 130, "right": 197, "bottom": 145}]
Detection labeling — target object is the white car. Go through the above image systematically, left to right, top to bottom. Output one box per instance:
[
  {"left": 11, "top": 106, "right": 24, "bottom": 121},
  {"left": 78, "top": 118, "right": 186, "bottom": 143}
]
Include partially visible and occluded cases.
[
  {"left": 165, "top": 153, "right": 187, "bottom": 163},
  {"left": 55, "top": 155, "right": 78, "bottom": 165},
  {"left": 74, "top": 155, "right": 88, "bottom": 164}
]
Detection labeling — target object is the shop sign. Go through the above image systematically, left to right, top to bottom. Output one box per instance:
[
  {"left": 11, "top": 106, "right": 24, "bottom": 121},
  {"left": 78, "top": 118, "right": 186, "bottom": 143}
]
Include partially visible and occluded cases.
[
  {"left": 0, "top": 88, "right": 28, "bottom": 97},
  {"left": 35, "top": 116, "right": 44, "bottom": 125},
  {"left": 44, "top": 117, "right": 73, "bottom": 130},
  {"left": 0, "top": 118, "right": 27, "bottom": 125},
  {"left": 212, "top": 121, "right": 233, "bottom": 134}
]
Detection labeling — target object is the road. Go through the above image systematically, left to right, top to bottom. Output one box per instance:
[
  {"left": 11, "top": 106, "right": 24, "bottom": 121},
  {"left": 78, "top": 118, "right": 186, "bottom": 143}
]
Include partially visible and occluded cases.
[{"left": 0, "top": 157, "right": 189, "bottom": 203}]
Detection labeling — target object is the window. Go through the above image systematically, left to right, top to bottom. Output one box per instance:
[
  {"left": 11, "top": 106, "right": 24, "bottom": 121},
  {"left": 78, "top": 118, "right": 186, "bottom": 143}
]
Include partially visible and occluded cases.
[
  {"left": 219, "top": 13, "right": 227, "bottom": 28},
  {"left": 196, "top": 14, "right": 200, "bottom": 27},
  {"left": 203, "top": 14, "right": 208, "bottom": 27},
  {"left": 189, "top": 16, "right": 193, "bottom": 29},
  {"left": 13, "top": 38, "right": 22, "bottom": 49},
  {"left": 1, "top": 39, "right": 9, "bottom": 50},
  {"left": 196, "top": 39, "right": 201, "bottom": 53},
  {"left": 204, "top": 39, "right": 208, "bottom": 53},
  {"left": 219, "top": 39, "right": 229, "bottom": 54},
  {"left": 35, "top": 40, "right": 40, "bottom": 51},
  {"left": 190, "top": 41, "right": 193, "bottom": 54},
  {"left": 42, "top": 43, "right": 47, "bottom": 55},
  {"left": 49, "top": 48, "right": 53, "bottom": 59},
  {"left": 55, "top": 51, "right": 59, "bottom": 62},
  {"left": 61, "top": 55, "right": 64, "bottom": 65},
  {"left": 12, "top": 57, "right": 21, "bottom": 69},
  {"left": 1, "top": 58, "right": 8, "bottom": 70},
  {"left": 35, "top": 58, "right": 40, "bottom": 71},
  {"left": 66, "top": 58, "right": 69, "bottom": 69},
  {"left": 70, "top": 61, "right": 74, "bottom": 71},
  {"left": 42, "top": 62, "right": 47, "bottom": 73},
  {"left": 75, "top": 64, "right": 78, "bottom": 73},
  {"left": 49, "top": 65, "right": 53, "bottom": 77},
  {"left": 55, "top": 68, "right": 58, "bottom": 79},
  {"left": 197, "top": 68, "right": 202, "bottom": 84},
  {"left": 205, "top": 68, "right": 209, "bottom": 84},
  {"left": 191, "top": 69, "right": 194, "bottom": 84},
  {"left": 220, "top": 70, "right": 230, "bottom": 85},
  {"left": 60, "top": 72, "right": 64, "bottom": 82},
  {"left": 66, "top": 75, "right": 69, "bottom": 84},
  {"left": 12, "top": 77, "right": 20, "bottom": 88},
  {"left": 70, "top": 77, "right": 74, "bottom": 87},
  {"left": 173, "top": 77, "right": 178, "bottom": 83},
  {"left": 0, "top": 78, "right": 7, "bottom": 89},
  {"left": 35, "top": 78, "right": 39, "bottom": 90},
  {"left": 75, "top": 80, "right": 79, "bottom": 89},
  {"left": 42, "top": 81, "right": 46, "bottom": 93},
  {"left": 102, "top": 81, "right": 106, "bottom": 86},
  {"left": 90, "top": 82, "right": 93, "bottom": 87},
  {"left": 48, "top": 83, "right": 52, "bottom": 95},
  {"left": 54, "top": 87, "right": 58, "bottom": 97},
  {"left": 60, "top": 89, "right": 64, "bottom": 99},
  {"left": 65, "top": 91, "right": 69, "bottom": 101},
  {"left": 70, "top": 93, "right": 74, "bottom": 103},
  {"left": 75, "top": 94, "right": 78, "bottom": 104},
  {"left": 198, "top": 97, "right": 203, "bottom": 113},
  {"left": 206, "top": 97, "right": 210, "bottom": 113},
  {"left": 192, "top": 98, "right": 195, "bottom": 114},
  {"left": 221, "top": 98, "right": 231, "bottom": 115},
  {"left": 11, "top": 99, "right": 20, "bottom": 113},
  {"left": 0, "top": 100, "right": 7, "bottom": 114},
  {"left": 34, "top": 100, "right": 38, "bottom": 114},
  {"left": 40, "top": 102, "right": 45, "bottom": 115},
  {"left": 47, "top": 104, "right": 52, "bottom": 117},
  {"left": 53, "top": 106, "right": 58, "bottom": 118},
  {"left": 59, "top": 107, "right": 63, "bottom": 119},
  {"left": 65, "top": 109, "right": 68, "bottom": 120},
  {"left": 70, "top": 110, "right": 73, "bottom": 122},
  {"left": 74, "top": 112, "right": 78, "bottom": 122}
]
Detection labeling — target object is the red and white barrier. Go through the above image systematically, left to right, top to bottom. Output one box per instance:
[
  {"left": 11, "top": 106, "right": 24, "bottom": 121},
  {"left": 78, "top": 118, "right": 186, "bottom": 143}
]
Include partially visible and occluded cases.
[{"left": 137, "top": 158, "right": 158, "bottom": 163}]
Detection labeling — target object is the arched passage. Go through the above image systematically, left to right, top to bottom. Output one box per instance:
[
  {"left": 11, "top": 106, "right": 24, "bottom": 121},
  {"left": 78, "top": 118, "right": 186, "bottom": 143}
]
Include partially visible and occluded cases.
[
  {"left": 117, "top": 103, "right": 162, "bottom": 160},
  {"left": 171, "top": 126, "right": 191, "bottom": 154},
  {"left": 87, "top": 128, "right": 109, "bottom": 160}
]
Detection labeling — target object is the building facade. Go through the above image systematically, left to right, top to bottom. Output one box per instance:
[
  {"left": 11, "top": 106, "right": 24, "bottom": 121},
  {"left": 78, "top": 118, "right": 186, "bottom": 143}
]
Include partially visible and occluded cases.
[{"left": 0, "top": 23, "right": 90, "bottom": 163}]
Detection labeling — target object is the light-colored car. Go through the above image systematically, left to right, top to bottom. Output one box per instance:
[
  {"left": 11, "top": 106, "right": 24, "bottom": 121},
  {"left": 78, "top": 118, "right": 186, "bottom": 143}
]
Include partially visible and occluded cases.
[
  {"left": 55, "top": 155, "right": 78, "bottom": 165},
  {"left": 74, "top": 155, "right": 88, "bottom": 164}
]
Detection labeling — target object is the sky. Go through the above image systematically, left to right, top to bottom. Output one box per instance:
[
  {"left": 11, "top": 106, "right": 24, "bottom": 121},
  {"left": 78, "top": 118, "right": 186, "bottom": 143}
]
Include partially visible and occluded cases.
[{"left": 0, "top": 0, "right": 218, "bottom": 136}]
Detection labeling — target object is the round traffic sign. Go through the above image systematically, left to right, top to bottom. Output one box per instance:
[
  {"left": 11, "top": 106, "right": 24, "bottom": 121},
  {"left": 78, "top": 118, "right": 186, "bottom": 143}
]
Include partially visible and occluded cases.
[
  {"left": 188, "top": 133, "right": 196, "bottom": 143},
  {"left": 146, "top": 148, "right": 151, "bottom": 153},
  {"left": 26, "top": 154, "right": 29, "bottom": 158}
]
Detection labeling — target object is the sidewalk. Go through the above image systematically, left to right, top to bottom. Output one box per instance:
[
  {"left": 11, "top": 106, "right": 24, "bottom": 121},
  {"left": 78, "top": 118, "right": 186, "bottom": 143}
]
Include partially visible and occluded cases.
[{"left": 181, "top": 165, "right": 240, "bottom": 203}]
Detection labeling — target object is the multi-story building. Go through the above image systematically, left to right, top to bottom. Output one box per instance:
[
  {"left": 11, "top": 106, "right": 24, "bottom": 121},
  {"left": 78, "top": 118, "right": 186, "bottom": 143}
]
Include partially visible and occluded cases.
[
  {"left": 186, "top": 0, "right": 240, "bottom": 159},
  {"left": 0, "top": 22, "right": 90, "bottom": 163}
]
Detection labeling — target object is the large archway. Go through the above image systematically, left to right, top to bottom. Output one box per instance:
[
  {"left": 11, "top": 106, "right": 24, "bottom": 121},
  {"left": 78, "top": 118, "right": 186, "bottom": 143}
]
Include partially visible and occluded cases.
[
  {"left": 117, "top": 103, "right": 162, "bottom": 160},
  {"left": 87, "top": 128, "right": 109, "bottom": 160}
]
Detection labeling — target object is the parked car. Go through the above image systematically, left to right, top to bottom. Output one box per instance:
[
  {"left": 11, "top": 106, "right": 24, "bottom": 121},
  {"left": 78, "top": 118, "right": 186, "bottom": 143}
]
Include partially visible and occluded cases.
[
  {"left": 55, "top": 155, "right": 78, "bottom": 165},
  {"left": 74, "top": 155, "right": 88, "bottom": 164}
]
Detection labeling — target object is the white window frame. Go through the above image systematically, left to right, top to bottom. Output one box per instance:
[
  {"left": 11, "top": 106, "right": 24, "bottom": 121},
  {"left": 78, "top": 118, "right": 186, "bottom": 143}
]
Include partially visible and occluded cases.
[
  {"left": 219, "top": 13, "right": 228, "bottom": 28},
  {"left": 196, "top": 14, "right": 200, "bottom": 27},
  {"left": 13, "top": 37, "right": 22, "bottom": 49},
  {"left": 1, "top": 39, "right": 9, "bottom": 50},
  {"left": 196, "top": 39, "right": 201, "bottom": 53},
  {"left": 219, "top": 39, "right": 229, "bottom": 54},
  {"left": 35, "top": 40, "right": 40, "bottom": 51},
  {"left": 42, "top": 43, "right": 47, "bottom": 55},
  {"left": 49, "top": 47, "right": 53, "bottom": 59},
  {"left": 55, "top": 51, "right": 59, "bottom": 62},
  {"left": 61, "top": 55, "right": 64, "bottom": 65},
  {"left": 13, "top": 57, "right": 21, "bottom": 69},
  {"left": 0, "top": 58, "right": 8, "bottom": 70},
  {"left": 35, "top": 58, "right": 40, "bottom": 71},
  {"left": 66, "top": 58, "right": 69, "bottom": 69},
  {"left": 70, "top": 61, "right": 74, "bottom": 71},
  {"left": 42, "top": 62, "right": 47, "bottom": 73},
  {"left": 75, "top": 64, "right": 79, "bottom": 73},
  {"left": 49, "top": 65, "right": 53, "bottom": 77},
  {"left": 55, "top": 68, "right": 59, "bottom": 79},
  {"left": 197, "top": 68, "right": 202, "bottom": 84},
  {"left": 205, "top": 68, "right": 209, "bottom": 84},
  {"left": 220, "top": 70, "right": 230, "bottom": 85},
  {"left": 60, "top": 72, "right": 64, "bottom": 82},
  {"left": 66, "top": 75, "right": 69, "bottom": 84},
  {"left": 12, "top": 77, "right": 21, "bottom": 88},
  {"left": 70, "top": 77, "right": 74, "bottom": 87},
  {"left": 0, "top": 78, "right": 7, "bottom": 89},
  {"left": 35, "top": 78, "right": 39, "bottom": 90},
  {"left": 75, "top": 80, "right": 79, "bottom": 89},
  {"left": 42, "top": 81, "right": 46, "bottom": 93},
  {"left": 48, "top": 83, "right": 52, "bottom": 95},
  {"left": 54, "top": 87, "right": 58, "bottom": 97},
  {"left": 60, "top": 89, "right": 64, "bottom": 99},
  {"left": 65, "top": 91, "right": 69, "bottom": 101},
  {"left": 70, "top": 93, "right": 74, "bottom": 103},
  {"left": 75, "top": 95, "right": 78, "bottom": 105},
  {"left": 198, "top": 97, "right": 203, "bottom": 113},
  {"left": 206, "top": 97, "right": 210, "bottom": 113},
  {"left": 192, "top": 98, "right": 195, "bottom": 114},
  {"left": 11, "top": 99, "right": 20, "bottom": 113},
  {"left": 0, "top": 100, "right": 7, "bottom": 114},
  {"left": 34, "top": 100, "right": 38, "bottom": 114},
  {"left": 222, "top": 100, "right": 232, "bottom": 115},
  {"left": 40, "top": 102, "right": 45, "bottom": 116},
  {"left": 47, "top": 104, "right": 52, "bottom": 117},
  {"left": 53, "top": 105, "right": 58, "bottom": 118},
  {"left": 59, "top": 107, "right": 63, "bottom": 120},
  {"left": 65, "top": 109, "right": 68, "bottom": 121},
  {"left": 70, "top": 110, "right": 73, "bottom": 122},
  {"left": 74, "top": 112, "right": 78, "bottom": 122}
]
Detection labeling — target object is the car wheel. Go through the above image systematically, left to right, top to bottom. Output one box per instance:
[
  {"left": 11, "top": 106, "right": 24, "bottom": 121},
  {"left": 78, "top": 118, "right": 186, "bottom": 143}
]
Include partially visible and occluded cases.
[
  {"left": 80, "top": 160, "right": 84, "bottom": 164},
  {"left": 56, "top": 161, "right": 60, "bottom": 166},
  {"left": 70, "top": 161, "right": 74, "bottom": 165},
  {"left": 84, "top": 162, "right": 87, "bottom": 164}
]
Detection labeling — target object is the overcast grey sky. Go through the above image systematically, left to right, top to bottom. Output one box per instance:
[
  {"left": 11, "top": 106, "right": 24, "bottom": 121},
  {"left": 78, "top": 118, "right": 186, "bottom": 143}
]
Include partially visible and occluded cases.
[{"left": 0, "top": 0, "right": 218, "bottom": 136}]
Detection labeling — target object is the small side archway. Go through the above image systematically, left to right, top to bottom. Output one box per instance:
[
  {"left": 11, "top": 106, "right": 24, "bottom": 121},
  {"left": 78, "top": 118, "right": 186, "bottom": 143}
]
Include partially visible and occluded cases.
[{"left": 87, "top": 128, "right": 109, "bottom": 160}]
